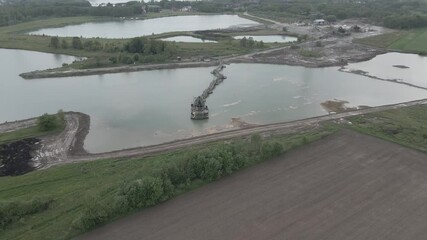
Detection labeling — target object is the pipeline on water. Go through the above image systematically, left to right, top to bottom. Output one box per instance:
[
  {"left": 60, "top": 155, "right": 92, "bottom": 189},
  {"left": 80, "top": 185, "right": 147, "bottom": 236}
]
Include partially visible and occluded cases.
[{"left": 190, "top": 63, "right": 227, "bottom": 120}]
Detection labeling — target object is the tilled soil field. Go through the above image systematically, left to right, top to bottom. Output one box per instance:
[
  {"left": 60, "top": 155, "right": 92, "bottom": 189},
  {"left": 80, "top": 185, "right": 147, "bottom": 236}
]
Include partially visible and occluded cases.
[{"left": 79, "top": 130, "right": 427, "bottom": 240}]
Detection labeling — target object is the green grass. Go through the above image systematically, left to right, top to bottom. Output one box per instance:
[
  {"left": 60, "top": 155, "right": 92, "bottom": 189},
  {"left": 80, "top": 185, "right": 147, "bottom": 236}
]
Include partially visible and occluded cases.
[
  {"left": 357, "top": 28, "right": 427, "bottom": 54},
  {"left": 347, "top": 105, "right": 427, "bottom": 152},
  {"left": 0, "top": 114, "right": 65, "bottom": 145},
  {"left": 0, "top": 125, "right": 63, "bottom": 145},
  {"left": 0, "top": 126, "right": 337, "bottom": 240}
]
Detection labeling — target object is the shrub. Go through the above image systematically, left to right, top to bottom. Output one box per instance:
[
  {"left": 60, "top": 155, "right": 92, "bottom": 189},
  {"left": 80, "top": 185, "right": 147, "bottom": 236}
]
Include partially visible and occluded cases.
[
  {"left": 37, "top": 113, "right": 58, "bottom": 131},
  {"left": 260, "top": 141, "right": 284, "bottom": 159},
  {"left": 119, "top": 176, "right": 165, "bottom": 209},
  {"left": 0, "top": 197, "right": 53, "bottom": 229},
  {"left": 73, "top": 197, "right": 111, "bottom": 231}
]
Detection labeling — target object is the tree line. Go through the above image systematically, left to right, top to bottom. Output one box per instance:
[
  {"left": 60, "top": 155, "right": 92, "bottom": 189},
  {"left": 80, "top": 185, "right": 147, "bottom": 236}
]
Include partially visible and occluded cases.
[
  {"left": 0, "top": 0, "right": 143, "bottom": 26},
  {"left": 249, "top": 0, "right": 427, "bottom": 29},
  {"left": 50, "top": 36, "right": 176, "bottom": 65},
  {"left": 72, "top": 134, "right": 285, "bottom": 231}
]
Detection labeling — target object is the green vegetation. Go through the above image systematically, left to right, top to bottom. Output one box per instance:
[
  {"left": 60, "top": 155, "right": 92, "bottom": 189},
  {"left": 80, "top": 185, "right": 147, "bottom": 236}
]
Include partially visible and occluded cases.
[
  {"left": 0, "top": 0, "right": 143, "bottom": 27},
  {"left": 249, "top": 0, "right": 427, "bottom": 28},
  {"left": 357, "top": 28, "right": 427, "bottom": 54},
  {"left": 299, "top": 49, "right": 321, "bottom": 58},
  {"left": 347, "top": 105, "right": 427, "bottom": 152},
  {"left": 0, "top": 112, "right": 65, "bottom": 145},
  {"left": 0, "top": 126, "right": 336, "bottom": 240},
  {"left": 0, "top": 197, "right": 53, "bottom": 229}
]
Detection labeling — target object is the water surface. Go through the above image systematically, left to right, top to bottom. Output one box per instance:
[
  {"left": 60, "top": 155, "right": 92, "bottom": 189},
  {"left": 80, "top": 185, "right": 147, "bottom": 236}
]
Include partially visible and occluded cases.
[
  {"left": 29, "top": 15, "right": 259, "bottom": 38},
  {"left": 234, "top": 35, "right": 297, "bottom": 43},
  {"left": 161, "top": 36, "right": 217, "bottom": 43},
  {"left": 1, "top": 49, "right": 426, "bottom": 153},
  {"left": 346, "top": 52, "right": 427, "bottom": 88}
]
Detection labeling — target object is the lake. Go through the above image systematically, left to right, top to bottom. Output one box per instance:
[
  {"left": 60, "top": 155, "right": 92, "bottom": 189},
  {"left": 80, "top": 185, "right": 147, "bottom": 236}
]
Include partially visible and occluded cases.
[
  {"left": 89, "top": 0, "right": 200, "bottom": 5},
  {"left": 29, "top": 15, "right": 259, "bottom": 39},
  {"left": 234, "top": 35, "right": 297, "bottom": 43},
  {"left": 161, "top": 36, "right": 217, "bottom": 43},
  {"left": 1, "top": 49, "right": 427, "bottom": 153},
  {"left": 345, "top": 52, "right": 427, "bottom": 88}
]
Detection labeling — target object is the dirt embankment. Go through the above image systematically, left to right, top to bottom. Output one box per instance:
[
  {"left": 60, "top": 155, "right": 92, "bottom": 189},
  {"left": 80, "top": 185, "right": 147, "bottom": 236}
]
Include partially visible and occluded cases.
[
  {"left": 20, "top": 61, "right": 220, "bottom": 79},
  {"left": 339, "top": 67, "right": 427, "bottom": 91},
  {"left": 321, "top": 99, "right": 370, "bottom": 113},
  {"left": 0, "top": 112, "right": 90, "bottom": 174},
  {"left": 32, "top": 112, "right": 90, "bottom": 169},
  {"left": 0, "top": 118, "right": 37, "bottom": 133}
]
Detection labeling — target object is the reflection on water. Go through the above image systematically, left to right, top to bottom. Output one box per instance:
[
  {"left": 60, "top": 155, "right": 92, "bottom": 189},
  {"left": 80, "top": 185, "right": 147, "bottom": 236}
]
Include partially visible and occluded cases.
[
  {"left": 29, "top": 15, "right": 259, "bottom": 38},
  {"left": 234, "top": 35, "right": 297, "bottom": 43},
  {"left": 161, "top": 36, "right": 217, "bottom": 43},
  {"left": 1, "top": 49, "right": 427, "bottom": 153},
  {"left": 346, "top": 52, "right": 427, "bottom": 88}
]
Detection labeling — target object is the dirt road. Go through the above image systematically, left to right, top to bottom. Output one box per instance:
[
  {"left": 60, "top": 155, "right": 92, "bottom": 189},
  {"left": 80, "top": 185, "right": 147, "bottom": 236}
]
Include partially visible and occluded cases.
[
  {"left": 32, "top": 112, "right": 89, "bottom": 169},
  {"left": 78, "top": 129, "right": 427, "bottom": 240}
]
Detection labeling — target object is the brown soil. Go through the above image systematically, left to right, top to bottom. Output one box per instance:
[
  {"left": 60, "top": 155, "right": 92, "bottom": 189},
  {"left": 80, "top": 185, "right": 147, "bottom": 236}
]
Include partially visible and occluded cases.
[
  {"left": 321, "top": 99, "right": 370, "bottom": 113},
  {"left": 78, "top": 129, "right": 427, "bottom": 240}
]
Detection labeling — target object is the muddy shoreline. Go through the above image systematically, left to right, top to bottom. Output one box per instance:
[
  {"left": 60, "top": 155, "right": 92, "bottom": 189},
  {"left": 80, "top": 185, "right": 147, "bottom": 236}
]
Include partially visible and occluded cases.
[
  {"left": 19, "top": 37, "right": 387, "bottom": 80},
  {"left": 20, "top": 61, "right": 220, "bottom": 79},
  {"left": 339, "top": 67, "right": 427, "bottom": 91}
]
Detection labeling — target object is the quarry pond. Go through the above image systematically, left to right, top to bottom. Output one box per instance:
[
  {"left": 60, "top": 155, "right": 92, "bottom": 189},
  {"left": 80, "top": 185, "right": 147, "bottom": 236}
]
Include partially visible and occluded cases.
[
  {"left": 28, "top": 15, "right": 259, "bottom": 38},
  {"left": 1, "top": 49, "right": 427, "bottom": 153}
]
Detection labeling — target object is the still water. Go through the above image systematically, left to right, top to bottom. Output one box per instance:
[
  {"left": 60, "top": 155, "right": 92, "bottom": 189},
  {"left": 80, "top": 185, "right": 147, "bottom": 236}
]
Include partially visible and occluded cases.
[
  {"left": 89, "top": 0, "right": 200, "bottom": 5},
  {"left": 29, "top": 15, "right": 259, "bottom": 39},
  {"left": 234, "top": 35, "right": 297, "bottom": 43},
  {"left": 161, "top": 36, "right": 217, "bottom": 43},
  {"left": 1, "top": 49, "right": 427, "bottom": 153},
  {"left": 345, "top": 52, "right": 427, "bottom": 88}
]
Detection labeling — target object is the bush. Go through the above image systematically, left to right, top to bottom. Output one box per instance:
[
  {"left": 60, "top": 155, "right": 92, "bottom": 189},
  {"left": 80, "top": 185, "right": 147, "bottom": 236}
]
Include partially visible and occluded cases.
[
  {"left": 37, "top": 113, "right": 58, "bottom": 131},
  {"left": 260, "top": 141, "right": 284, "bottom": 159},
  {"left": 119, "top": 176, "right": 165, "bottom": 209},
  {"left": 0, "top": 197, "right": 53, "bottom": 229},
  {"left": 73, "top": 197, "right": 111, "bottom": 231}
]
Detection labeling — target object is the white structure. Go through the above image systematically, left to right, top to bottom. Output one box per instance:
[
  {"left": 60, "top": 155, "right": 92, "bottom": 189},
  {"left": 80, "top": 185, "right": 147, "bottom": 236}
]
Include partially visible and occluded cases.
[{"left": 314, "top": 19, "right": 326, "bottom": 25}]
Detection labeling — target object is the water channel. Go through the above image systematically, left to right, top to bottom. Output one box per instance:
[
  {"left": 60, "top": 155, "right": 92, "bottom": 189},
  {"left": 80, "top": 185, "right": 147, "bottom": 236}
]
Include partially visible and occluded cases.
[
  {"left": 29, "top": 15, "right": 259, "bottom": 38},
  {"left": 233, "top": 35, "right": 297, "bottom": 43},
  {"left": 161, "top": 36, "right": 217, "bottom": 43},
  {"left": 1, "top": 49, "right": 427, "bottom": 153}
]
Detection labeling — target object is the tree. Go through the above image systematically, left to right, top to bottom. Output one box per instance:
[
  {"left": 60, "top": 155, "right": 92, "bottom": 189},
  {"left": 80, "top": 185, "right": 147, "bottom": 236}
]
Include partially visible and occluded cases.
[
  {"left": 50, "top": 36, "right": 60, "bottom": 49},
  {"left": 72, "top": 37, "right": 83, "bottom": 49},
  {"left": 124, "top": 37, "right": 145, "bottom": 53},
  {"left": 239, "top": 37, "right": 247, "bottom": 47},
  {"left": 61, "top": 39, "right": 68, "bottom": 49},
  {"left": 37, "top": 114, "right": 58, "bottom": 131}
]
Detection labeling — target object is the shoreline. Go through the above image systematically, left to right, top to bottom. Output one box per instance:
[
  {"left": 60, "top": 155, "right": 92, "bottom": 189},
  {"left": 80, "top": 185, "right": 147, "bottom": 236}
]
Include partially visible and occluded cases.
[
  {"left": 19, "top": 48, "right": 384, "bottom": 79},
  {"left": 2, "top": 99, "right": 427, "bottom": 171}
]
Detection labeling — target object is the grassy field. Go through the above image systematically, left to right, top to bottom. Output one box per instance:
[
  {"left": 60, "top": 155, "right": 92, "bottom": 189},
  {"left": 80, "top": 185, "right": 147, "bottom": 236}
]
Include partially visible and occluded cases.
[
  {"left": 357, "top": 28, "right": 427, "bottom": 54},
  {"left": 347, "top": 105, "right": 427, "bottom": 152},
  {"left": 0, "top": 113, "right": 66, "bottom": 145},
  {"left": 0, "top": 125, "right": 63, "bottom": 145},
  {"left": 0, "top": 127, "right": 336, "bottom": 240}
]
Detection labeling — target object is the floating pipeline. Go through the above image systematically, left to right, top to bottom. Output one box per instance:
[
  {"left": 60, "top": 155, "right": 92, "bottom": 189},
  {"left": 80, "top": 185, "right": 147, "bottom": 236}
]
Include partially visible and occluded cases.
[{"left": 191, "top": 64, "right": 227, "bottom": 120}]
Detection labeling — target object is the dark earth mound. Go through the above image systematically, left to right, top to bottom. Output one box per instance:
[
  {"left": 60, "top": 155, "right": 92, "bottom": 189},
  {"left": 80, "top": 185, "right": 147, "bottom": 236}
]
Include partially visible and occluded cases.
[{"left": 0, "top": 138, "right": 39, "bottom": 176}]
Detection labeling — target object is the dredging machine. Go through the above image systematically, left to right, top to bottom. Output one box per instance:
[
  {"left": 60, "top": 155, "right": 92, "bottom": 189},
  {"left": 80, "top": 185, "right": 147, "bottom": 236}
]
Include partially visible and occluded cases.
[{"left": 190, "top": 63, "right": 226, "bottom": 120}]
